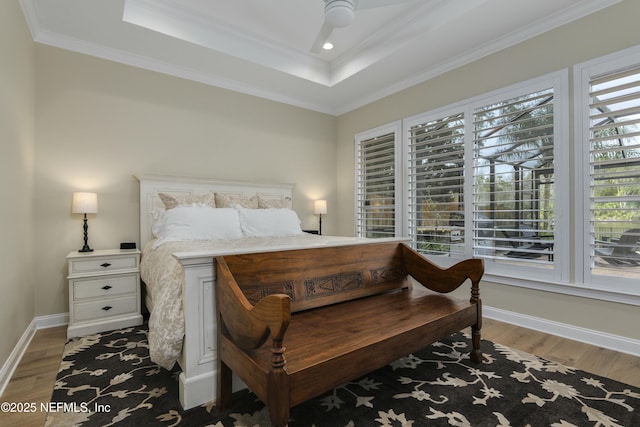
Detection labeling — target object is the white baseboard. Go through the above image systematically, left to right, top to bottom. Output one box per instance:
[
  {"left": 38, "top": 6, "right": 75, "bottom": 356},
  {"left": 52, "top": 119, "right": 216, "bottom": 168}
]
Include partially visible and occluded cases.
[
  {"left": 484, "top": 306, "right": 640, "bottom": 357},
  {"left": 35, "top": 312, "right": 69, "bottom": 329},
  {"left": 0, "top": 313, "right": 68, "bottom": 397},
  {"left": 0, "top": 318, "right": 36, "bottom": 397}
]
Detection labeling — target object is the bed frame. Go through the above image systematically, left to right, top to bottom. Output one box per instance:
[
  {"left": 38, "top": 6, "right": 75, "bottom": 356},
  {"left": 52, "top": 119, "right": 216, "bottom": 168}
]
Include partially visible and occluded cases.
[{"left": 135, "top": 174, "right": 298, "bottom": 409}]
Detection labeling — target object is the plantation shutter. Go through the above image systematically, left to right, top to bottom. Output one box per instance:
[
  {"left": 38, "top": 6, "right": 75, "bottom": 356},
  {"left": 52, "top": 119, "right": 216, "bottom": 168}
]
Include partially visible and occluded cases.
[
  {"left": 588, "top": 65, "right": 640, "bottom": 270},
  {"left": 473, "top": 89, "right": 556, "bottom": 264},
  {"left": 408, "top": 113, "right": 465, "bottom": 255},
  {"left": 356, "top": 131, "right": 397, "bottom": 238}
]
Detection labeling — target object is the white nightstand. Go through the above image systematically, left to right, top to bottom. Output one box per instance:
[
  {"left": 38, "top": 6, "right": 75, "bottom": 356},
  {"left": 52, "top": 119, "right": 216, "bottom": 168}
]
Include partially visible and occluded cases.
[{"left": 66, "top": 249, "right": 143, "bottom": 338}]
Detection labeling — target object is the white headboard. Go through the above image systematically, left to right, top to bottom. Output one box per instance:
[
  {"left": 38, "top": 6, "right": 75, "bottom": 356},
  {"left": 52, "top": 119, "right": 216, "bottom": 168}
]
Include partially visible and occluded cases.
[{"left": 134, "top": 174, "right": 295, "bottom": 248}]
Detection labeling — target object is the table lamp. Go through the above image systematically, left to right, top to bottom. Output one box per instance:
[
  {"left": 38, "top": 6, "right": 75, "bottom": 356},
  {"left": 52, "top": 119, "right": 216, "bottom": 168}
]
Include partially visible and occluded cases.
[
  {"left": 72, "top": 192, "right": 98, "bottom": 252},
  {"left": 314, "top": 199, "right": 327, "bottom": 235}
]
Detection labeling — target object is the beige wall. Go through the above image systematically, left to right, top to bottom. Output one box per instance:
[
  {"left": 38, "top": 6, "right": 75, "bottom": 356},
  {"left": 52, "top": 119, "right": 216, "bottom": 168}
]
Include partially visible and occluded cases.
[
  {"left": 336, "top": 0, "right": 640, "bottom": 340},
  {"left": 0, "top": 1, "right": 35, "bottom": 368},
  {"left": 33, "top": 46, "right": 337, "bottom": 317}
]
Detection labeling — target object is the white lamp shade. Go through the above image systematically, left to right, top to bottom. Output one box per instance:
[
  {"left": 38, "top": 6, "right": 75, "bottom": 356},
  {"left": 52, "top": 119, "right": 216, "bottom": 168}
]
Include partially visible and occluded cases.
[
  {"left": 72, "top": 192, "right": 98, "bottom": 214},
  {"left": 314, "top": 199, "right": 327, "bottom": 215}
]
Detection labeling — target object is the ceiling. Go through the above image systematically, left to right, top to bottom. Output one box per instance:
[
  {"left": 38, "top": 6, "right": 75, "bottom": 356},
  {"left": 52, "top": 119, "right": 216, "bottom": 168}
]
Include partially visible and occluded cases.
[{"left": 20, "top": 0, "right": 621, "bottom": 115}]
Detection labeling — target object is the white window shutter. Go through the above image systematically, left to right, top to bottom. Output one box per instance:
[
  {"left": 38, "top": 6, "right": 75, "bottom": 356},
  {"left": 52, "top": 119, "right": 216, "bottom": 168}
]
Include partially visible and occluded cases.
[
  {"left": 588, "top": 64, "right": 640, "bottom": 273},
  {"left": 473, "top": 89, "right": 556, "bottom": 265},
  {"left": 407, "top": 113, "right": 465, "bottom": 255},
  {"left": 355, "top": 125, "right": 400, "bottom": 238}
]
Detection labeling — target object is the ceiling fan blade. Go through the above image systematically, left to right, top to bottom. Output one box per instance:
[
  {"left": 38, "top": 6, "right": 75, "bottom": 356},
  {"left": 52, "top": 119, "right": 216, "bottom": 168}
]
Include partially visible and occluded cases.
[
  {"left": 357, "top": 0, "right": 418, "bottom": 9},
  {"left": 310, "top": 21, "right": 335, "bottom": 53}
]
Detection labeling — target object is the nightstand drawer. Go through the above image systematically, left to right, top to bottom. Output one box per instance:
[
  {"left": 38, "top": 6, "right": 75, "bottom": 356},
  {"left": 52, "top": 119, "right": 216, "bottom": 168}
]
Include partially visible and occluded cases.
[
  {"left": 69, "top": 255, "right": 139, "bottom": 276},
  {"left": 72, "top": 274, "right": 138, "bottom": 301},
  {"left": 73, "top": 295, "right": 138, "bottom": 322}
]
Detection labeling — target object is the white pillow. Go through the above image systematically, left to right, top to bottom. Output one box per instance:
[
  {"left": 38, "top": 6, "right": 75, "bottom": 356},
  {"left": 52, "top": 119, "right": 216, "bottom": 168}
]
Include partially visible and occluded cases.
[
  {"left": 153, "top": 206, "right": 243, "bottom": 248},
  {"left": 234, "top": 206, "right": 304, "bottom": 237},
  {"left": 150, "top": 208, "right": 165, "bottom": 238}
]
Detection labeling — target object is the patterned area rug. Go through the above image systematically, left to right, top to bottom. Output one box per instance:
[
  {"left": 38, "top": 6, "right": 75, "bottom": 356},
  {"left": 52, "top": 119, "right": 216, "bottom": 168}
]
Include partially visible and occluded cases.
[{"left": 45, "top": 325, "right": 639, "bottom": 427}]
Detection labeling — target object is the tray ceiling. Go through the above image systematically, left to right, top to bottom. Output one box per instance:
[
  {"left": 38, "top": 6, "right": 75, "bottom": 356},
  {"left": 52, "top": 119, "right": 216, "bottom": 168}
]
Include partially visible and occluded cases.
[{"left": 20, "top": 0, "right": 621, "bottom": 115}]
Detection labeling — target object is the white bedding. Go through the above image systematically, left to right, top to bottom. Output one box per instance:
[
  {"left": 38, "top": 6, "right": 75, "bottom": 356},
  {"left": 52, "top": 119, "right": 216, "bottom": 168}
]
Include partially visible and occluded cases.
[{"left": 140, "top": 234, "right": 369, "bottom": 369}]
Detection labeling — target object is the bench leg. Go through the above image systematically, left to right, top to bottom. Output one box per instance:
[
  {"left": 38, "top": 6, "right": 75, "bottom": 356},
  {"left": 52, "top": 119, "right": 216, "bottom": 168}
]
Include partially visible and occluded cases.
[
  {"left": 470, "top": 324, "right": 482, "bottom": 364},
  {"left": 216, "top": 358, "right": 233, "bottom": 411},
  {"left": 267, "top": 369, "right": 290, "bottom": 427},
  {"left": 267, "top": 401, "right": 290, "bottom": 427}
]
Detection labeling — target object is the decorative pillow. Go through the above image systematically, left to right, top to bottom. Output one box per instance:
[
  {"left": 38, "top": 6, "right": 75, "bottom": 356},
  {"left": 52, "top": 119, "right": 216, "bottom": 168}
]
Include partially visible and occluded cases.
[
  {"left": 158, "top": 192, "right": 216, "bottom": 209},
  {"left": 214, "top": 193, "right": 259, "bottom": 208},
  {"left": 257, "top": 195, "right": 292, "bottom": 209},
  {"left": 153, "top": 206, "right": 243, "bottom": 248},
  {"left": 234, "top": 206, "right": 304, "bottom": 237}
]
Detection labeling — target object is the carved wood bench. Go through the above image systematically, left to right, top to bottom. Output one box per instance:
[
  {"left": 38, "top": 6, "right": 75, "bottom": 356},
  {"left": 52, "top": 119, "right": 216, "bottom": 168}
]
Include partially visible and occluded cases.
[{"left": 215, "top": 241, "right": 484, "bottom": 427}]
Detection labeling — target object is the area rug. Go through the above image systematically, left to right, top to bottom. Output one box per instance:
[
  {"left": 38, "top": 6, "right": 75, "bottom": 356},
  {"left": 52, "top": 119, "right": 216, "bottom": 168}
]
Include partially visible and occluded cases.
[{"left": 45, "top": 325, "right": 639, "bottom": 427}]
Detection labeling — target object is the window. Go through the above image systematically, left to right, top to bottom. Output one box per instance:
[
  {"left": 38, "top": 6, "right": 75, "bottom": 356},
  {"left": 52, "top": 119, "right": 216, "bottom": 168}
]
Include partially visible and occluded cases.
[
  {"left": 576, "top": 46, "right": 640, "bottom": 293},
  {"left": 354, "top": 49, "right": 640, "bottom": 302},
  {"left": 403, "top": 72, "right": 568, "bottom": 281},
  {"left": 473, "top": 89, "right": 556, "bottom": 266},
  {"left": 407, "top": 112, "right": 465, "bottom": 256},
  {"left": 355, "top": 123, "right": 401, "bottom": 238}
]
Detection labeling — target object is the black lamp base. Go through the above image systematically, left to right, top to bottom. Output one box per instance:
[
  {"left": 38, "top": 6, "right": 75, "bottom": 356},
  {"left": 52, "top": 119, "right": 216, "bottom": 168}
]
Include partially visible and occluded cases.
[{"left": 79, "top": 214, "right": 93, "bottom": 253}]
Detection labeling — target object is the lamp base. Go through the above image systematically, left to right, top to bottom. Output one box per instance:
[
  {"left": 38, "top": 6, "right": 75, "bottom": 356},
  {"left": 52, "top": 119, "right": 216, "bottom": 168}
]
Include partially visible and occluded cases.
[{"left": 79, "top": 215, "right": 93, "bottom": 252}]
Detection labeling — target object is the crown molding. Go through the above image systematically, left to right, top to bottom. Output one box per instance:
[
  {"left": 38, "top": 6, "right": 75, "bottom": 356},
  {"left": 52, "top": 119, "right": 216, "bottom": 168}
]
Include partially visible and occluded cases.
[
  {"left": 334, "top": 0, "right": 624, "bottom": 115},
  {"left": 19, "top": 4, "right": 337, "bottom": 115}
]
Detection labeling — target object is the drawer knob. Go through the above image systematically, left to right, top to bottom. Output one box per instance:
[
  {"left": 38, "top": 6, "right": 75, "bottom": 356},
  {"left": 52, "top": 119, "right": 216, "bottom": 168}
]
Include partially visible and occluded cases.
[
  {"left": 100, "top": 263, "right": 112, "bottom": 268},
  {"left": 101, "top": 285, "right": 112, "bottom": 290},
  {"left": 102, "top": 306, "right": 113, "bottom": 311}
]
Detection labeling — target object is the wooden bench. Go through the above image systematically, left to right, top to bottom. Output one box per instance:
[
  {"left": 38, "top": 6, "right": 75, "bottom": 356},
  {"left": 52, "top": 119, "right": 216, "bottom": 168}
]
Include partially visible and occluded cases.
[{"left": 215, "top": 241, "right": 484, "bottom": 426}]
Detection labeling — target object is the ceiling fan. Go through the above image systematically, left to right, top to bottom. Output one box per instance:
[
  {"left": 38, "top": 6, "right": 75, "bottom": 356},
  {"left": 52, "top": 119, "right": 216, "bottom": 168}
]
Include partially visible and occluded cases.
[{"left": 310, "top": 0, "right": 419, "bottom": 53}]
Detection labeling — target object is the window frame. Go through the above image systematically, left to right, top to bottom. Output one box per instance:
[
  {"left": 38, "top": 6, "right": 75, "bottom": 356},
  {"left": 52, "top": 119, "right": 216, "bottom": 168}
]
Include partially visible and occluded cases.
[
  {"left": 574, "top": 44, "right": 640, "bottom": 298},
  {"left": 354, "top": 57, "right": 640, "bottom": 305},
  {"left": 402, "top": 71, "right": 570, "bottom": 285},
  {"left": 469, "top": 73, "right": 570, "bottom": 284},
  {"left": 404, "top": 107, "right": 467, "bottom": 258},
  {"left": 354, "top": 121, "right": 403, "bottom": 239}
]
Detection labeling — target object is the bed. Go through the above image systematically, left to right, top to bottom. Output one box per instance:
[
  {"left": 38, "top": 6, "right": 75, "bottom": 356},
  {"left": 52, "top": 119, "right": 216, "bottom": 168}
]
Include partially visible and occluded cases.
[{"left": 135, "top": 174, "right": 389, "bottom": 409}]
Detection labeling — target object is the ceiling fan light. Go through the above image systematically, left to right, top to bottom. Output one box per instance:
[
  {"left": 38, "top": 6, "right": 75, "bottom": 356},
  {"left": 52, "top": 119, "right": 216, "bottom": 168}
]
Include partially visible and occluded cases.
[{"left": 325, "top": 0, "right": 355, "bottom": 28}]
